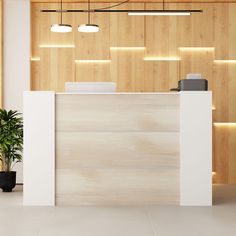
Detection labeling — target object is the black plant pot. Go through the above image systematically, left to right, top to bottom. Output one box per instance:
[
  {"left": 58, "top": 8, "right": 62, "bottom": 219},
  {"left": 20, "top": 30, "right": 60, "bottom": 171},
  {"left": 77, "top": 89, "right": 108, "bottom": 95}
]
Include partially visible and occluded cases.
[{"left": 0, "top": 171, "right": 16, "bottom": 192}]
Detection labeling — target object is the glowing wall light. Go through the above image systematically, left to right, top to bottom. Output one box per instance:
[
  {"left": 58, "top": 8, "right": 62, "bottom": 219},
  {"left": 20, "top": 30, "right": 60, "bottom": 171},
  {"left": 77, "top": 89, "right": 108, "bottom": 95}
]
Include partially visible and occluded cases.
[
  {"left": 39, "top": 45, "right": 75, "bottom": 48},
  {"left": 110, "top": 47, "right": 146, "bottom": 51},
  {"left": 179, "top": 47, "right": 215, "bottom": 51},
  {"left": 144, "top": 57, "right": 180, "bottom": 61},
  {"left": 31, "top": 58, "right": 40, "bottom": 61},
  {"left": 75, "top": 60, "right": 110, "bottom": 63},
  {"left": 214, "top": 60, "right": 236, "bottom": 63},
  {"left": 213, "top": 122, "right": 236, "bottom": 126}
]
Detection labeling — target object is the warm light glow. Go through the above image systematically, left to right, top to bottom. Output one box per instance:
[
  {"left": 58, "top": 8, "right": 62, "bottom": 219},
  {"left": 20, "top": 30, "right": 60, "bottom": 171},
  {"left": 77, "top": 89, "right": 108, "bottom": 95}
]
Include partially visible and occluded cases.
[
  {"left": 128, "top": 12, "right": 191, "bottom": 16},
  {"left": 51, "top": 24, "right": 72, "bottom": 33},
  {"left": 78, "top": 24, "right": 99, "bottom": 33},
  {"left": 39, "top": 45, "right": 75, "bottom": 48},
  {"left": 110, "top": 47, "right": 146, "bottom": 50},
  {"left": 179, "top": 47, "right": 215, "bottom": 51},
  {"left": 144, "top": 57, "right": 180, "bottom": 61},
  {"left": 31, "top": 58, "right": 40, "bottom": 61},
  {"left": 75, "top": 60, "right": 110, "bottom": 63},
  {"left": 214, "top": 60, "right": 236, "bottom": 63},
  {"left": 212, "top": 106, "right": 216, "bottom": 110},
  {"left": 214, "top": 122, "right": 236, "bottom": 126},
  {"left": 212, "top": 171, "right": 216, "bottom": 176}
]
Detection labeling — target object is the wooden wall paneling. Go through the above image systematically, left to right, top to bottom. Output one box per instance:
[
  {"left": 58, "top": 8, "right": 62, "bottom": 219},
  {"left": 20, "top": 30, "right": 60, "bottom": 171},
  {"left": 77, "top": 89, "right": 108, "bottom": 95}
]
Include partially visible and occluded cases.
[
  {"left": 31, "top": 3, "right": 41, "bottom": 58},
  {"left": 39, "top": 3, "right": 74, "bottom": 46},
  {"left": 74, "top": 3, "right": 110, "bottom": 60},
  {"left": 110, "top": 3, "right": 145, "bottom": 47},
  {"left": 145, "top": 3, "right": 178, "bottom": 57},
  {"left": 176, "top": 3, "right": 193, "bottom": 47},
  {"left": 191, "top": 3, "right": 214, "bottom": 47},
  {"left": 213, "top": 3, "right": 229, "bottom": 59},
  {"left": 229, "top": 4, "right": 236, "bottom": 59},
  {"left": 39, "top": 48, "right": 75, "bottom": 91},
  {"left": 179, "top": 49, "right": 214, "bottom": 90},
  {"left": 110, "top": 50, "right": 144, "bottom": 92},
  {"left": 31, "top": 61, "right": 40, "bottom": 91},
  {"left": 144, "top": 61, "right": 179, "bottom": 92},
  {"left": 75, "top": 62, "right": 110, "bottom": 82},
  {"left": 212, "top": 64, "right": 229, "bottom": 122},
  {"left": 228, "top": 65, "right": 236, "bottom": 121},
  {"left": 213, "top": 126, "right": 229, "bottom": 183},
  {"left": 228, "top": 127, "right": 236, "bottom": 183}
]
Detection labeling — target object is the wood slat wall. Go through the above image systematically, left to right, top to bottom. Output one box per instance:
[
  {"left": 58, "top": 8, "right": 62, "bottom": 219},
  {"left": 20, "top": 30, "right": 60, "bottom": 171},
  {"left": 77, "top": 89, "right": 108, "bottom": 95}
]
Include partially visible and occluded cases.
[{"left": 31, "top": 2, "right": 236, "bottom": 183}]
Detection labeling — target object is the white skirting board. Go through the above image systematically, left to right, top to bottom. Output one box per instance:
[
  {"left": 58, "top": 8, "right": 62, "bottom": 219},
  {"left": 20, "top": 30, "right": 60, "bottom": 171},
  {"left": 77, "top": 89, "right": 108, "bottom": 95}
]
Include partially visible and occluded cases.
[
  {"left": 23, "top": 91, "right": 55, "bottom": 206},
  {"left": 180, "top": 91, "right": 212, "bottom": 206}
]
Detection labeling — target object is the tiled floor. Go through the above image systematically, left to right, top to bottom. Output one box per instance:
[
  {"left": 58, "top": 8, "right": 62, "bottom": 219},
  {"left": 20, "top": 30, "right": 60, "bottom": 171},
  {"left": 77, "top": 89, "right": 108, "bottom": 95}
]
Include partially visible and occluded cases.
[{"left": 0, "top": 185, "right": 236, "bottom": 236}]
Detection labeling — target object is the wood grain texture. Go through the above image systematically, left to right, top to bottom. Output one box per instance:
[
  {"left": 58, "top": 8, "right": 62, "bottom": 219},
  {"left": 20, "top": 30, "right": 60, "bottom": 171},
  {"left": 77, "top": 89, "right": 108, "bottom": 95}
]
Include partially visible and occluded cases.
[
  {"left": 31, "top": 2, "right": 236, "bottom": 183},
  {"left": 56, "top": 94, "right": 180, "bottom": 205}
]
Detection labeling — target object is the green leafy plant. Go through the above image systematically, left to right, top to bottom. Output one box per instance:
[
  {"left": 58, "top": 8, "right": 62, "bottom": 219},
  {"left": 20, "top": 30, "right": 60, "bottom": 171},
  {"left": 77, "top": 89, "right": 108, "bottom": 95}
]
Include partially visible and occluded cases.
[{"left": 0, "top": 110, "right": 23, "bottom": 172}]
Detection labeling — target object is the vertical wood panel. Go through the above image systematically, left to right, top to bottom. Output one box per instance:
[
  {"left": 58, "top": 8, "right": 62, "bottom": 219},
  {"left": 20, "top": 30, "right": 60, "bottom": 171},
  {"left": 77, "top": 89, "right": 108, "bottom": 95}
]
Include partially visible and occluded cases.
[
  {"left": 75, "top": 3, "right": 110, "bottom": 60},
  {"left": 110, "top": 3, "right": 144, "bottom": 47},
  {"left": 39, "top": 48, "right": 75, "bottom": 91}
]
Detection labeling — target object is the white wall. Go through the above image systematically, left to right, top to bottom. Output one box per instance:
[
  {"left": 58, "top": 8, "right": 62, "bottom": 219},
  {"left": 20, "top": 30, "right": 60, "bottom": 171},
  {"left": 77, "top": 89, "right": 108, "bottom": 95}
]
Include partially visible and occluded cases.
[{"left": 3, "top": 0, "right": 31, "bottom": 183}]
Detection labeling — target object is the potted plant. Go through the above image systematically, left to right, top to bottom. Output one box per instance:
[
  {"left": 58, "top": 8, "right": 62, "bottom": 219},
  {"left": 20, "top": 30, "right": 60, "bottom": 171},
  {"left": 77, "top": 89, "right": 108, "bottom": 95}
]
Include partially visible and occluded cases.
[{"left": 0, "top": 110, "right": 23, "bottom": 192}]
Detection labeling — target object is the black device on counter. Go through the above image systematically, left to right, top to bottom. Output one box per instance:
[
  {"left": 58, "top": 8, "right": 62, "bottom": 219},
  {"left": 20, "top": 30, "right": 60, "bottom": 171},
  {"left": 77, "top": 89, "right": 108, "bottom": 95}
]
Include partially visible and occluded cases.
[{"left": 170, "top": 79, "right": 208, "bottom": 91}]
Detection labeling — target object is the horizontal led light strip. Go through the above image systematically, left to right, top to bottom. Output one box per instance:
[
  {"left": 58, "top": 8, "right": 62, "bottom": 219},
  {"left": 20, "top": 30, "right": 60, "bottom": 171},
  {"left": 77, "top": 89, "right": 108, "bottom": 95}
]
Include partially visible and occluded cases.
[
  {"left": 128, "top": 12, "right": 191, "bottom": 16},
  {"left": 39, "top": 45, "right": 75, "bottom": 48},
  {"left": 110, "top": 47, "right": 146, "bottom": 50},
  {"left": 179, "top": 47, "right": 215, "bottom": 51},
  {"left": 144, "top": 57, "right": 180, "bottom": 61},
  {"left": 31, "top": 58, "right": 40, "bottom": 61},
  {"left": 75, "top": 60, "right": 111, "bottom": 63},
  {"left": 214, "top": 60, "right": 236, "bottom": 63},
  {"left": 214, "top": 122, "right": 236, "bottom": 126}
]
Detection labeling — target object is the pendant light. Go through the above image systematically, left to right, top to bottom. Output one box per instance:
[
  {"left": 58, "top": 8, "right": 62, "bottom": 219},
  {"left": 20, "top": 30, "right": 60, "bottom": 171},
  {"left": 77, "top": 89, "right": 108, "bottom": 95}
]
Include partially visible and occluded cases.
[
  {"left": 51, "top": 0, "right": 72, "bottom": 33},
  {"left": 78, "top": 0, "right": 99, "bottom": 33}
]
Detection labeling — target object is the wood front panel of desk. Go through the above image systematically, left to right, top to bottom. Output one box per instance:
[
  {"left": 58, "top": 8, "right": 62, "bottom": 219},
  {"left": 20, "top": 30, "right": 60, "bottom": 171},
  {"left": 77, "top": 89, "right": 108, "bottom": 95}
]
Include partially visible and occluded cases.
[{"left": 56, "top": 94, "right": 180, "bottom": 205}]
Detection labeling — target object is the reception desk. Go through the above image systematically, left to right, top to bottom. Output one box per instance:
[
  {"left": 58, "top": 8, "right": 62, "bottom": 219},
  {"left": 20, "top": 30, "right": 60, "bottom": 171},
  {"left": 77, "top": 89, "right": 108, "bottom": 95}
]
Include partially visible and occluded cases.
[{"left": 23, "top": 92, "right": 212, "bottom": 206}]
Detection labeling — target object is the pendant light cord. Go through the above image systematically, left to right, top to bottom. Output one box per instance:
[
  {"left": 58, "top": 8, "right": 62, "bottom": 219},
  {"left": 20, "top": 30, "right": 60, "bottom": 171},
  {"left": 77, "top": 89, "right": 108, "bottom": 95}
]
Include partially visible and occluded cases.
[
  {"left": 60, "top": 0, "right": 63, "bottom": 24},
  {"left": 88, "top": 0, "right": 90, "bottom": 24}
]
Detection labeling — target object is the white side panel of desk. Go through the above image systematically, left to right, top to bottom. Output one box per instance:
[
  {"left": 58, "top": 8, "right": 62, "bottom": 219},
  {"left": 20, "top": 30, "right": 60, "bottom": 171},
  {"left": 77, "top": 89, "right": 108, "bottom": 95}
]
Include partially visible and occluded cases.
[
  {"left": 180, "top": 91, "right": 212, "bottom": 206},
  {"left": 23, "top": 92, "right": 55, "bottom": 206}
]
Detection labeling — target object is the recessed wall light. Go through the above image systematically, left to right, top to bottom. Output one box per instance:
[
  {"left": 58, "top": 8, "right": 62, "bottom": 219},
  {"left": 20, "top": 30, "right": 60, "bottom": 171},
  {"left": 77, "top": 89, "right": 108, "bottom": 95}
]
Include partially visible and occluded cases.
[
  {"left": 39, "top": 45, "right": 75, "bottom": 48},
  {"left": 110, "top": 47, "right": 145, "bottom": 50},
  {"left": 179, "top": 47, "right": 215, "bottom": 51},
  {"left": 144, "top": 57, "right": 180, "bottom": 61},
  {"left": 31, "top": 58, "right": 40, "bottom": 61},
  {"left": 75, "top": 60, "right": 110, "bottom": 63},
  {"left": 214, "top": 60, "right": 236, "bottom": 63},
  {"left": 214, "top": 122, "right": 236, "bottom": 126}
]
